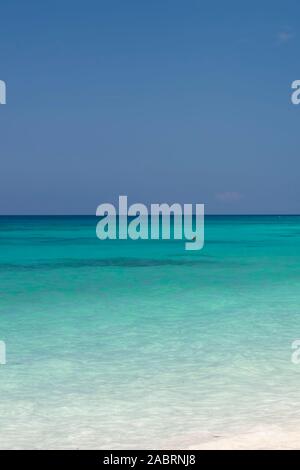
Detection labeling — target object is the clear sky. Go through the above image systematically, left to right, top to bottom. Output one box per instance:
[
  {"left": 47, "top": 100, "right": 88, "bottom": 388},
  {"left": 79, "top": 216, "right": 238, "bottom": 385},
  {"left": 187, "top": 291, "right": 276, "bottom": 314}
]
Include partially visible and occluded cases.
[{"left": 0, "top": 0, "right": 299, "bottom": 214}]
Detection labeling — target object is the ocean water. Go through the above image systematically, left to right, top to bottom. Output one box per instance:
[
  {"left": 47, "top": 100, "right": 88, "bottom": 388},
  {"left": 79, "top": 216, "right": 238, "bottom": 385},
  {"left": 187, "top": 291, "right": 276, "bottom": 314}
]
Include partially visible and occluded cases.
[{"left": 0, "top": 215, "right": 300, "bottom": 449}]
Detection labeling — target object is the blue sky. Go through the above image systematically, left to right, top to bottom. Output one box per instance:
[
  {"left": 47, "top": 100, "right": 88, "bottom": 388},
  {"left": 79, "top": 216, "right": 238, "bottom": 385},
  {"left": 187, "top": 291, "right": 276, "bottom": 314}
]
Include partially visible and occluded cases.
[{"left": 0, "top": 0, "right": 299, "bottom": 214}]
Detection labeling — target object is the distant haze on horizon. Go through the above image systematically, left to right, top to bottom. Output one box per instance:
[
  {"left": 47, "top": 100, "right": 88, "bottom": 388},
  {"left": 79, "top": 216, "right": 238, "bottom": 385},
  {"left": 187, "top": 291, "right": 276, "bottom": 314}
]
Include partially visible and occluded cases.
[{"left": 0, "top": 0, "right": 300, "bottom": 215}]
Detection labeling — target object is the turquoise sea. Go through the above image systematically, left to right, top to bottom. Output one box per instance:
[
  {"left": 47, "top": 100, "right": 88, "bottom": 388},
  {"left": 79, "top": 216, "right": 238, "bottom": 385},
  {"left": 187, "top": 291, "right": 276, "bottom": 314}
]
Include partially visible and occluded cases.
[{"left": 0, "top": 215, "right": 300, "bottom": 449}]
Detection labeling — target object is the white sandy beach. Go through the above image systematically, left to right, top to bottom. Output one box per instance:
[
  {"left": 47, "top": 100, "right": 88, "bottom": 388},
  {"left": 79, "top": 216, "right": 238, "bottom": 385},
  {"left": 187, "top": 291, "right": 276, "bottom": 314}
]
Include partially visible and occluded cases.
[{"left": 188, "top": 425, "right": 300, "bottom": 450}]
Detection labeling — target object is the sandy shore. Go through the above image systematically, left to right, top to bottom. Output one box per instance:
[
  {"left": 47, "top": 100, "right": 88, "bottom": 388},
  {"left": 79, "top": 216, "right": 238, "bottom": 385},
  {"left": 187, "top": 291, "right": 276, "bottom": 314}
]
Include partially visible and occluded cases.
[{"left": 187, "top": 425, "right": 300, "bottom": 450}]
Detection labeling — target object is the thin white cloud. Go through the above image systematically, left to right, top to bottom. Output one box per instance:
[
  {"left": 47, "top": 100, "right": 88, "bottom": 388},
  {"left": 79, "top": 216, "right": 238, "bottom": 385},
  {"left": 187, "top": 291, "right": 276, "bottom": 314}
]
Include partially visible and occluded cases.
[
  {"left": 277, "top": 30, "right": 294, "bottom": 44},
  {"left": 215, "top": 192, "right": 243, "bottom": 203}
]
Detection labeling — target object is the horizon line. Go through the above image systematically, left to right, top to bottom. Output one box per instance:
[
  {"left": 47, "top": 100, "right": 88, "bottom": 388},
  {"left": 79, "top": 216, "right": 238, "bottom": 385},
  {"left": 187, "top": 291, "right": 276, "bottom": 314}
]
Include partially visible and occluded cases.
[{"left": 0, "top": 214, "right": 300, "bottom": 217}]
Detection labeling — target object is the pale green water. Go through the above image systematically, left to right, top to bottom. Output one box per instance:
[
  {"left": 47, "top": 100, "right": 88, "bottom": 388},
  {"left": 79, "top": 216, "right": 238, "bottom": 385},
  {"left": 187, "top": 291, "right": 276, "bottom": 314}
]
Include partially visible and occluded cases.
[{"left": 0, "top": 215, "right": 300, "bottom": 449}]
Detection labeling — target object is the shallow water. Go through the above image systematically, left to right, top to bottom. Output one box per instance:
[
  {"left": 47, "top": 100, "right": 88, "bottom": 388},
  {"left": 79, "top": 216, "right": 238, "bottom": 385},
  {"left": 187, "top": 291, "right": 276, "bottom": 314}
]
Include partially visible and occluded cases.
[{"left": 0, "top": 215, "right": 300, "bottom": 449}]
